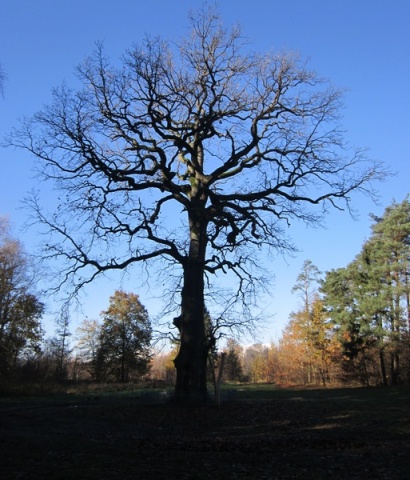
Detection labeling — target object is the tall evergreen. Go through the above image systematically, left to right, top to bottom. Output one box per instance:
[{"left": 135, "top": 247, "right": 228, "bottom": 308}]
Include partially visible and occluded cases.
[
  {"left": 321, "top": 197, "right": 410, "bottom": 385},
  {"left": 366, "top": 198, "right": 410, "bottom": 384}
]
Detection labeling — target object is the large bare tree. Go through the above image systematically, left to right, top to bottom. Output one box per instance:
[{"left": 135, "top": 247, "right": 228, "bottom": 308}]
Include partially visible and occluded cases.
[{"left": 8, "top": 9, "right": 385, "bottom": 401}]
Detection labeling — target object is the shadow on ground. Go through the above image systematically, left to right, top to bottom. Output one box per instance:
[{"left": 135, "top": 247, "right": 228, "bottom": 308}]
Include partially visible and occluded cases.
[{"left": 1, "top": 386, "right": 409, "bottom": 479}]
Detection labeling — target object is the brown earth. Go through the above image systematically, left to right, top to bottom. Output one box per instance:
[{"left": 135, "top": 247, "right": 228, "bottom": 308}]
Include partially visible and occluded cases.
[{"left": 0, "top": 387, "right": 409, "bottom": 479}]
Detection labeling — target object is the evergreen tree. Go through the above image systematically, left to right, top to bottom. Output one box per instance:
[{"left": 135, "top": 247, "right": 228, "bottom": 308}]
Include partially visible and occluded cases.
[
  {"left": 321, "top": 197, "right": 410, "bottom": 385},
  {"left": 365, "top": 198, "right": 410, "bottom": 384},
  {"left": 292, "top": 260, "right": 322, "bottom": 312},
  {"left": 321, "top": 265, "right": 375, "bottom": 384}
]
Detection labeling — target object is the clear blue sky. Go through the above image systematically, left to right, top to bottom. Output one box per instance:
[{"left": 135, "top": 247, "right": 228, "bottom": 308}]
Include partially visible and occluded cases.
[{"left": 1, "top": 0, "right": 409, "bottom": 343}]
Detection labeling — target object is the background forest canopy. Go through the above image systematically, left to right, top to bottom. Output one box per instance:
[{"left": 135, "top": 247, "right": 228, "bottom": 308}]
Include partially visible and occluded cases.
[
  {"left": 0, "top": 6, "right": 398, "bottom": 399},
  {"left": 1, "top": 196, "right": 409, "bottom": 390}
]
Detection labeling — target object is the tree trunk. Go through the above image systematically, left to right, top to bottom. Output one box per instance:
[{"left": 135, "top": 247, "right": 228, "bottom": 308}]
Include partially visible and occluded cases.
[
  {"left": 173, "top": 209, "right": 209, "bottom": 403},
  {"left": 173, "top": 261, "right": 208, "bottom": 402},
  {"left": 121, "top": 335, "right": 125, "bottom": 383},
  {"left": 379, "top": 347, "right": 388, "bottom": 386},
  {"left": 390, "top": 351, "right": 400, "bottom": 385},
  {"left": 210, "top": 352, "right": 226, "bottom": 407},
  {"left": 361, "top": 355, "right": 370, "bottom": 387}
]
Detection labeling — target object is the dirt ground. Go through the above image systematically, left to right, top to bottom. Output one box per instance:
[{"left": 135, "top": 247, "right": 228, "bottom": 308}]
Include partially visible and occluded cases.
[{"left": 1, "top": 386, "right": 409, "bottom": 479}]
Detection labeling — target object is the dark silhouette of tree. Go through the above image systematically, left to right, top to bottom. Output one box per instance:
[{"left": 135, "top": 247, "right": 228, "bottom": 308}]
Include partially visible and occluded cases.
[
  {"left": 7, "top": 8, "right": 386, "bottom": 401},
  {"left": 50, "top": 306, "right": 72, "bottom": 380}
]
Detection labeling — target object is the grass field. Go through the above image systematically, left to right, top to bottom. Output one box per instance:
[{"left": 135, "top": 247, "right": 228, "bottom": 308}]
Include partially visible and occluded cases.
[{"left": 1, "top": 384, "right": 409, "bottom": 479}]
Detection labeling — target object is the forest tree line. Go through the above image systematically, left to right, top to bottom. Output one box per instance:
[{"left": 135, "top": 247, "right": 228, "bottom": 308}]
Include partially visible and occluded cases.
[{"left": 1, "top": 196, "right": 409, "bottom": 391}]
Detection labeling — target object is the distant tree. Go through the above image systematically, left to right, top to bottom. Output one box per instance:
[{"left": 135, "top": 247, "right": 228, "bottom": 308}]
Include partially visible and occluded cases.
[
  {"left": 8, "top": 7, "right": 386, "bottom": 401},
  {"left": 0, "top": 218, "right": 44, "bottom": 375},
  {"left": 292, "top": 260, "right": 322, "bottom": 312},
  {"left": 286, "top": 261, "right": 335, "bottom": 384},
  {"left": 98, "top": 291, "right": 152, "bottom": 382},
  {"left": 49, "top": 306, "right": 72, "bottom": 380},
  {"left": 56, "top": 308, "right": 72, "bottom": 378},
  {"left": 75, "top": 318, "right": 101, "bottom": 380},
  {"left": 275, "top": 334, "right": 306, "bottom": 385},
  {"left": 223, "top": 338, "right": 244, "bottom": 382},
  {"left": 243, "top": 344, "right": 269, "bottom": 382},
  {"left": 262, "top": 344, "right": 277, "bottom": 383},
  {"left": 150, "top": 348, "right": 177, "bottom": 384}
]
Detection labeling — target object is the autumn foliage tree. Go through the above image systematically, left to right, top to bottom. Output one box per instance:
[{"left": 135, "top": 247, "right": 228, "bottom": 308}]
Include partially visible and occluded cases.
[
  {"left": 8, "top": 8, "right": 385, "bottom": 401},
  {"left": 272, "top": 260, "right": 339, "bottom": 385},
  {"left": 282, "top": 295, "right": 337, "bottom": 385}
]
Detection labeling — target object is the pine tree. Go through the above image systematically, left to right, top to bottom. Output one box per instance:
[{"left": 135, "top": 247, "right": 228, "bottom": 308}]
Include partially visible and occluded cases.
[
  {"left": 321, "top": 198, "right": 410, "bottom": 385},
  {"left": 365, "top": 198, "right": 410, "bottom": 384}
]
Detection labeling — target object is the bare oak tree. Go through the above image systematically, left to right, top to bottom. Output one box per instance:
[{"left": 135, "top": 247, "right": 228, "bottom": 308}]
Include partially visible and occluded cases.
[{"left": 8, "top": 9, "right": 385, "bottom": 401}]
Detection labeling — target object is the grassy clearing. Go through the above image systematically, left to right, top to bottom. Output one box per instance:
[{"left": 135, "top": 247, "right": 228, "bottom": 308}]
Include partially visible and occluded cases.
[
  {"left": 2, "top": 380, "right": 409, "bottom": 408},
  {"left": 221, "top": 381, "right": 410, "bottom": 403},
  {"left": 1, "top": 383, "right": 409, "bottom": 479}
]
